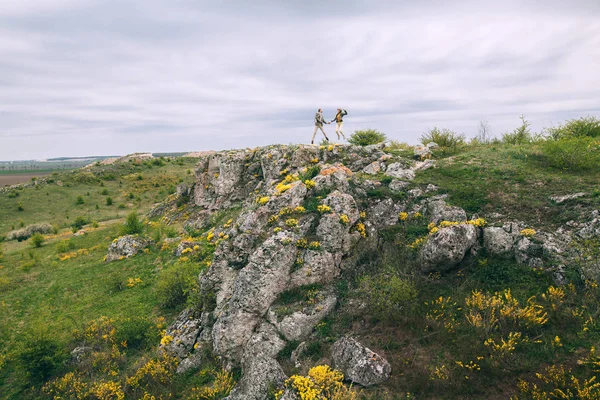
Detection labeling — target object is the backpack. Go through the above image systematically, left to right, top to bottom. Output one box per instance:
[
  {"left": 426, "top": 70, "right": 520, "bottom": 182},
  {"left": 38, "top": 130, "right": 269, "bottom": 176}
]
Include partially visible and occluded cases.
[{"left": 341, "top": 109, "right": 347, "bottom": 116}]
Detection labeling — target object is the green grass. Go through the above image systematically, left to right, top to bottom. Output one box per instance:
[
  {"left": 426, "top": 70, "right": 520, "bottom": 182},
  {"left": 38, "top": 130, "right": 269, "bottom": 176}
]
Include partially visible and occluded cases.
[
  {"left": 413, "top": 142, "right": 600, "bottom": 227},
  {"left": 0, "top": 158, "right": 198, "bottom": 236},
  {"left": 0, "top": 158, "right": 200, "bottom": 399}
]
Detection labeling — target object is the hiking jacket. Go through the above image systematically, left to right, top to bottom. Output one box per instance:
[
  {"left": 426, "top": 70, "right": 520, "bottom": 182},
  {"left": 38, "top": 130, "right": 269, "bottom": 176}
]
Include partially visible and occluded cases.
[
  {"left": 331, "top": 109, "right": 347, "bottom": 123},
  {"left": 314, "top": 111, "right": 326, "bottom": 126}
]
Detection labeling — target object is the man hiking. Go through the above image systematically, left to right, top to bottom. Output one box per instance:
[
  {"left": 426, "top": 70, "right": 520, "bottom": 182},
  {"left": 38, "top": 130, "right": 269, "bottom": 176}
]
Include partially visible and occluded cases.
[
  {"left": 311, "top": 108, "right": 330, "bottom": 144},
  {"left": 331, "top": 108, "right": 348, "bottom": 140}
]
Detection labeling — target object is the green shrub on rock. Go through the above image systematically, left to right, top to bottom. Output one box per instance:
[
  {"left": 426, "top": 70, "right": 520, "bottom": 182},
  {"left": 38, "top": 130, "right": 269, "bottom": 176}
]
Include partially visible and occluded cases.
[
  {"left": 420, "top": 127, "right": 465, "bottom": 149},
  {"left": 348, "top": 129, "right": 387, "bottom": 146},
  {"left": 156, "top": 262, "right": 201, "bottom": 309}
]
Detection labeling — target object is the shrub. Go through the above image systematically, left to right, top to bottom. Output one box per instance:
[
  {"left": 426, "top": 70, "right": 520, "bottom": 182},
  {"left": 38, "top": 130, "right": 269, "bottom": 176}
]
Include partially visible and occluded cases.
[
  {"left": 502, "top": 115, "right": 533, "bottom": 144},
  {"left": 545, "top": 116, "right": 600, "bottom": 140},
  {"left": 420, "top": 127, "right": 466, "bottom": 149},
  {"left": 348, "top": 129, "right": 387, "bottom": 146},
  {"left": 540, "top": 137, "right": 600, "bottom": 171},
  {"left": 101, "top": 189, "right": 109, "bottom": 195},
  {"left": 75, "top": 196, "right": 85, "bottom": 205},
  {"left": 106, "top": 197, "right": 113, "bottom": 206},
  {"left": 17, "top": 203, "right": 24, "bottom": 211},
  {"left": 120, "top": 212, "right": 144, "bottom": 235},
  {"left": 72, "top": 216, "right": 87, "bottom": 231},
  {"left": 6, "top": 223, "right": 53, "bottom": 242},
  {"left": 30, "top": 233, "right": 45, "bottom": 248},
  {"left": 56, "top": 239, "right": 75, "bottom": 253},
  {"left": 156, "top": 262, "right": 201, "bottom": 309},
  {"left": 358, "top": 273, "right": 418, "bottom": 322},
  {"left": 115, "top": 317, "right": 159, "bottom": 350},
  {"left": 19, "top": 335, "right": 66, "bottom": 383}
]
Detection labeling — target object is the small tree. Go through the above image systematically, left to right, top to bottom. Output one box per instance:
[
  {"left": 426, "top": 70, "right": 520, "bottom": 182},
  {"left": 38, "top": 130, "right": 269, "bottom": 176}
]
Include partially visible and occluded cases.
[
  {"left": 502, "top": 115, "right": 533, "bottom": 144},
  {"left": 476, "top": 120, "right": 492, "bottom": 143},
  {"left": 348, "top": 129, "right": 387, "bottom": 146},
  {"left": 106, "top": 197, "right": 113, "bottom": 206},
  {"left": 121, "top": 211, "right": 144, "bottom": 235},
  {"left": 30, "top": 233, "right": 45, "bottom": 248}
]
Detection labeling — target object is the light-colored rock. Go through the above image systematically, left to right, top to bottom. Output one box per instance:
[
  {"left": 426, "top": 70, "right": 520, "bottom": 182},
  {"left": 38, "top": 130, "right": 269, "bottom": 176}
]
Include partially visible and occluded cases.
[
  {"left": 413, "top": 145, "right": 432, "bottom": 160},
  {"left": 362, "top": 161, "right": 381, "bottom": 175},
  {"left": 385, "top": 163, "right": 415, "bottom": 181},
  {"left": 389, "top": 180, "right": 409, "bottom": 192},
  {"left": 550, "top": 193, "right": 586, "bottom": 204},
  {"left": 427, "top": 200, "right": 467, "bottom": 224},
  {"left": 419, "top": 224, "right": 477, "bottom": 272},
  {"left": 483, "top": 227, "right": 515, "bottom": 256},
  {"left": 105, "top": 235, "right": 153, "bottom": 262},
  {"left": 289, "top": 250, "right": 339, "bottom": 288},
  {"left": 272, "top": 294, "right": 337, "bottom": 341},
  {"left": 331, "top": 336, "right": 391, "bottom": 387},
  {"left": 225, "top": 355, "right": 287, "bottom": 400}
]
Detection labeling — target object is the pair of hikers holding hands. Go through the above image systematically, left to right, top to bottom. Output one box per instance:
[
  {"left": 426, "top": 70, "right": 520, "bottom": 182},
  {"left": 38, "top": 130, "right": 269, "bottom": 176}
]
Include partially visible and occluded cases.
[{"left": 311, "top": 108, "right": 347, "bottom": 144}]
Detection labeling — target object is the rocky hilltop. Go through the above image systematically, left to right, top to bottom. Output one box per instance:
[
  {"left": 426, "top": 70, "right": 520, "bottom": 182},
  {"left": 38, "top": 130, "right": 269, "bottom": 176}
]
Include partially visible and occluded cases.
[{"left": 146, "top": 143, "right": 600, "bottom": 399}]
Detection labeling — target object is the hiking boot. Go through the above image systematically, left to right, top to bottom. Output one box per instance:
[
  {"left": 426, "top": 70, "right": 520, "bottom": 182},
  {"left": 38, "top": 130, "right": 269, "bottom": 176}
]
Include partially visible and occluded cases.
[{"left": 311, "top": 140, "right": 314, "bottom": 144}]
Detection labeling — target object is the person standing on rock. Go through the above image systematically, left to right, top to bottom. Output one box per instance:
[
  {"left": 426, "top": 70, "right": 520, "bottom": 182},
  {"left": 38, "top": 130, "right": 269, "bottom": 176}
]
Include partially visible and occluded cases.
[
  {"left": 312, "top": 108, "right": 330, "bottom": 144},
  {"left": 330, "top": 108, "right": 348, "bottom": 140}
]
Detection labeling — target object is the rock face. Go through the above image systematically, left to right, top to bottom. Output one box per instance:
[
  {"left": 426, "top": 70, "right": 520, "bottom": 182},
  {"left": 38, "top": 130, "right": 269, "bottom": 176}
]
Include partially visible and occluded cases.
[
  {"left": 152, "top": 144, "right": 594, "bottom": 395},
  {"left": 419, "top": 224, "right": 477, "bottom": 272},
  {"left": 105, "top": 235, "right": 153, "bottom": 262},
  {"left": 331, "top": 336, "right": 391, "bottom": 387}
]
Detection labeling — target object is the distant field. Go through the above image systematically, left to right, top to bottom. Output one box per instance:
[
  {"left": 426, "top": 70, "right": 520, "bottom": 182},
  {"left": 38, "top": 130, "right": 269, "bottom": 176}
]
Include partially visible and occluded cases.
[{"left": 0, "top": 171, "right": 54, "bottom": 186}]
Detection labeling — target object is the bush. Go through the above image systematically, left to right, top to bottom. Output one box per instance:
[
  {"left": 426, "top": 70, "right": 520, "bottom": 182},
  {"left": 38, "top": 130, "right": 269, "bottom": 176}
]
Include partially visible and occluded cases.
[
  {"left": 502, "top": 115, "right": 534, "bottom": 145},
  {"left": 545, "top": 116, "right": 600, "bottom": 140},
  {"left": 420, "top": 127, "right": 466, "bottom": 149},
  {"left": 348, "top": 129, "right": 387, "bottom": 146},
  {"left": 540, "top": 137, "right": 600, "bottom": 171},
  {"left": 101, "top": 189, "right": 109, "bottom": 195},
  {"left": 75, "top": 196, "right": 84, "bottom": 205},
  {"left": 106, "top": 197, "right": 113, "bottom": 206},
  {"left": 120, "top": 212, "right": 144, "bottom": 235},
  {"left": 72, "top": 216, "right": 87, "bottom": 231},
  {"left": 6, "top": 223, "right": 53, "bottom": 242},
  {"left": 30, "top": 233, "right": 45, "bottom": 248},
  {"left": 56, "top": 239, "right": 75, "bottom": 253},
  {"left": 156, "top": 262, "right": 201, "bottom": 309},
  {"left": 358, "top": 273, "right": 418, "bottom": 322},
  {"left": 115, "top": 317, "right": 159, "bottom": 350},
  {"left": 19, "top": 335, "right": 66, "bottom": 383}
]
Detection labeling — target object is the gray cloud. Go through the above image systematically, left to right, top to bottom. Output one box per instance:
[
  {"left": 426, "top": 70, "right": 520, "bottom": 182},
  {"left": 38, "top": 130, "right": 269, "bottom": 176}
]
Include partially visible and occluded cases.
[{"left": 0, "top": 0, "right": 599, "bottom": 160}]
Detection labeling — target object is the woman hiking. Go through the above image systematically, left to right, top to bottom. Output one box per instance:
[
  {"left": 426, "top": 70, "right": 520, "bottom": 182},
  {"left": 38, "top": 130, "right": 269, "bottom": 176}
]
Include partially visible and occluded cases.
[
  {"left": 311, "top": 108, "right": 330, "bottom": 144},
  {"left": 331, "top": 108, "right": 348, "bottom": 140}
]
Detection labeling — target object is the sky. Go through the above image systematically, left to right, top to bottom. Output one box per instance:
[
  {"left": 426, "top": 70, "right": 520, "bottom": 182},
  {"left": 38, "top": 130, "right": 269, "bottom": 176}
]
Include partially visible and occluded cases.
[{"left": 1, "top": 0, "right": 599, "bottom": 160}]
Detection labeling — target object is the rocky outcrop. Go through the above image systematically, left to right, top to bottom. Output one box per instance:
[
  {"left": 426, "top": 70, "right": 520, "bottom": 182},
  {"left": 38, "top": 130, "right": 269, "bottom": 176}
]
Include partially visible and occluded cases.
[
  {"left": 154, "top": 143, "right": 596, "bottom": 395},
  {"left": 419, "top": 224, "right": 477, "bottom": 272},
  {"left": 105, "top": 235, "right": 153, "bottom": 262},
  {"left": 331, "top": 336, "right": 391, "bottom": 387}
]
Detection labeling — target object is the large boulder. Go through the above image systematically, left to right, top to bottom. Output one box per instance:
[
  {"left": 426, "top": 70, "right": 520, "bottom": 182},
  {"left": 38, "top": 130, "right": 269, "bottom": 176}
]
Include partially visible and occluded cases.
[
  {"left": 419, "top": 224, "right": 477, "bottom": 272},
  {"left": 105, "top": 235, "right": 153, "bottom": 262},
  {"left": 269, "top": 293, "right": 337, "bottom": 341},
  {"left": 331, "top": 336, "right": 391, "bottom": 387}
]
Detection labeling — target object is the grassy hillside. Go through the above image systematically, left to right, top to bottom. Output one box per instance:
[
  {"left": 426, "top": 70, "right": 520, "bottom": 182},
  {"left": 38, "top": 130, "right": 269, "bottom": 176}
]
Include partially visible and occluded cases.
[{"left": 0, "top": 136, "right": 599, "bottom": 399}]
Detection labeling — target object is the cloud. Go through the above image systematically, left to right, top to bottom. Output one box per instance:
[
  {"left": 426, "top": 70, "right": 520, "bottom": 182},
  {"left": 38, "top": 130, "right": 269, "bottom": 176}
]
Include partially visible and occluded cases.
[{"left": 0, "top": 0, "right": 599, "bottom": 159}]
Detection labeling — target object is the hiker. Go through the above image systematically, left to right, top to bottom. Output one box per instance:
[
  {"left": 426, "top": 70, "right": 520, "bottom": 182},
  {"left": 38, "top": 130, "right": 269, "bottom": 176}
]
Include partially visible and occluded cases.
[
  {"left": 311, "top": 108, "right": 330, "bottom": 144},
  {"left": 330, "top": 108, "right": 348, "bottom": 140}
]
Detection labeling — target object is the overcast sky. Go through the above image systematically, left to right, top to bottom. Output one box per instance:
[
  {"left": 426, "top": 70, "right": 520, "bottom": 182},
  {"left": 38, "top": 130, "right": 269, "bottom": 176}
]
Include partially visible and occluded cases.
[{"left": 1, "top": 0, "right": 599, "bottom": 160}]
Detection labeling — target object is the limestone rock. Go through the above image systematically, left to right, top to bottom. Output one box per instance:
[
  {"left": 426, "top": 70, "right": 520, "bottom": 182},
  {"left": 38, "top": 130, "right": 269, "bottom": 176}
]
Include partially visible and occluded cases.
[
  {"left": 362, "top": 161, "right": 381, "bottom": 175},
  {"left": 385, "top": 163, "right": 415, "bottom": 181},
  {"left": 389, "top": 179, "right": 409, "bottom": 192},
  {"left": 427, "top": 200, "right": 467, "bottom": 224},
  {"left": 419, "top": 224, "right": 477, "bottom": 272},
  {"left": 483, "top": 227, "right": 515, "bottom": 256},
  {"left": 105, "top": 235, "right": 153, "bottom": 262},
  {"left": 270, "top": 294, "right": 337, "bottom": 341},
  {"left": 331, "top": 336, "right": 391, "bottom": 387},
  {"left": 225, "top": 355, "right": 287, "bottom": 400}
]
